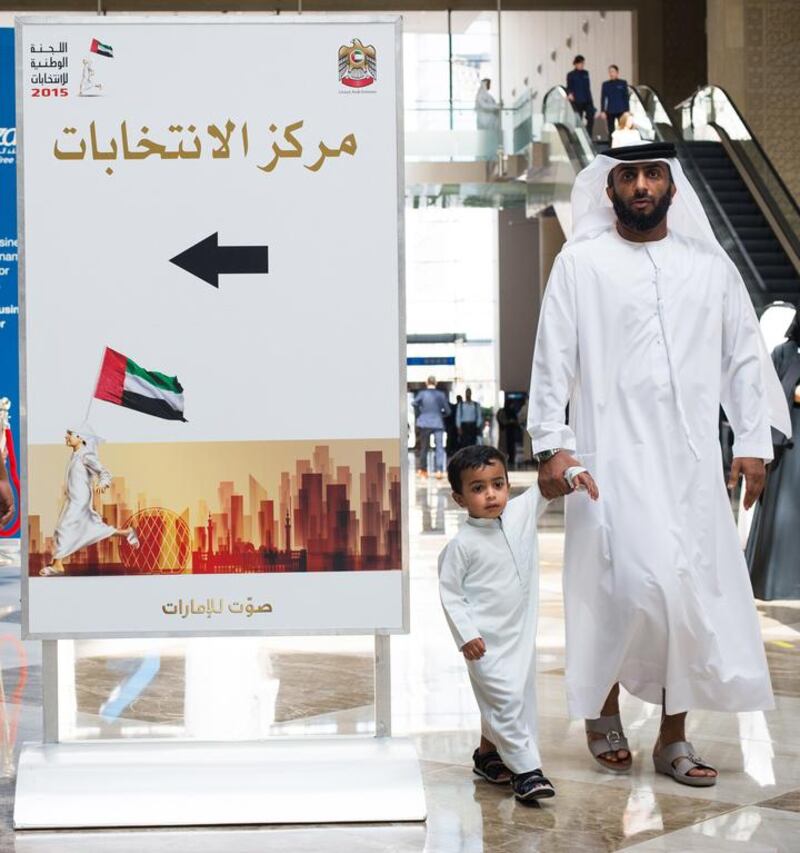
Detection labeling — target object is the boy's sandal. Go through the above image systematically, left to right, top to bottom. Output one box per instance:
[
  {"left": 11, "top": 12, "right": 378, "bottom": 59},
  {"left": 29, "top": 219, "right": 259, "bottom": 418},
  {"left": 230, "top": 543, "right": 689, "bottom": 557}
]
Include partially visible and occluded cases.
[
  {"left": 585, "top": 713, "right": 633, "bottom": 774},
  {"left": 653, "top": 741, "right": 717, "bottom": 787},
  {"left": 472, "top": 748, "right": 511, "bottom": 785},
  {"left": 512, "top": 769, "right": 556, "bottom": 802}
]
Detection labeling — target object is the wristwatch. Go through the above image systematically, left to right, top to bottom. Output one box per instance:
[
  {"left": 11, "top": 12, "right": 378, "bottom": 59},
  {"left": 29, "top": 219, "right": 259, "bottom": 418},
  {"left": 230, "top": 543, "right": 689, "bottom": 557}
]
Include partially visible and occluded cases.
[{"left": 533, "top": 448, "right": 561, "bottom": 463}]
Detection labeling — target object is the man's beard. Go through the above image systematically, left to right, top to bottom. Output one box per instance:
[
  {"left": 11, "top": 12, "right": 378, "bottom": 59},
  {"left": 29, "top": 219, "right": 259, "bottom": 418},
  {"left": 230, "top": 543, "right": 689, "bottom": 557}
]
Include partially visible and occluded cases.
[{"left": 611, "top": 188, "right": 672, "bottom": 232}]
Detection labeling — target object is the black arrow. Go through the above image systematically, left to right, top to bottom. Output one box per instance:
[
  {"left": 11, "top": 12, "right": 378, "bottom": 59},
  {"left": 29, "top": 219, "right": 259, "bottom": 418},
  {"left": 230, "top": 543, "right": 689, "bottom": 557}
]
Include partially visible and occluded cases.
[{"left": 169, "top": 233, "right": 269, "bottom": 288}]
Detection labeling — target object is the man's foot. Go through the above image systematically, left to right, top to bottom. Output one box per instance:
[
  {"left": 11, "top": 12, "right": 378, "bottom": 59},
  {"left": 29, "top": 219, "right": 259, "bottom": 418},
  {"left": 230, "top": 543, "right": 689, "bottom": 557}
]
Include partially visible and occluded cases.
[
  {"left": 417, "top": 470, "right": 428, "bottom": 479},
  {"left": 435, "top": 471, "right": 444, "bottom": 480},
  {"left": 39, "top": 565, "right": 65, "bottom": 577},
  {"left": 586, "top": 712, "right": 632, "bottom": 773},
  {"left": 653, "top": 736, "right": 718, "bottom": 784},
  {"left": 472, "top": 748, "right": 511, "bottom": 785},
  {"left": 511, "top": 769, "right": 555, "bottom": 802}
]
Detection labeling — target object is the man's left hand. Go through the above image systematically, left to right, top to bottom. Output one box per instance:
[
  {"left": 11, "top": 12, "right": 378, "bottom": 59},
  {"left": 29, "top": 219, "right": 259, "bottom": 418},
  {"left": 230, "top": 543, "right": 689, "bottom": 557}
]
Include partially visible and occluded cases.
[{"left": 728, "top": 457, "right": 767, "bottom": 511}]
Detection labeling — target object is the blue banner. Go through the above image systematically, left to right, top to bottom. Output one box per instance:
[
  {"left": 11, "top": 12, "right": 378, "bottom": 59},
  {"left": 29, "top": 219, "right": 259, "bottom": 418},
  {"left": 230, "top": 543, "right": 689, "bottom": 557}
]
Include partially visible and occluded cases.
[{"left": 0, "top": 28, "right": 20, "bottom": 538}]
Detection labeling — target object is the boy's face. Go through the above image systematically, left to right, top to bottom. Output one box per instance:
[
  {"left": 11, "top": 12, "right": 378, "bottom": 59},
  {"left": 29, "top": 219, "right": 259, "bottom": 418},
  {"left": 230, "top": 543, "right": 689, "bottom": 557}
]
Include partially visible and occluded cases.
[{"left": 452, "top": 459, "right": 509, "bottom": 519}]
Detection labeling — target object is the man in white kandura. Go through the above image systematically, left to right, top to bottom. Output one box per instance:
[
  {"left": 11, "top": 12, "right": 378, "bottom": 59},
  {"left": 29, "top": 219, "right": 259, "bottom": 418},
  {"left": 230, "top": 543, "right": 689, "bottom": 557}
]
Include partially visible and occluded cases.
[
  {"left": 528, "top": 142, "right": 791, "bottom": 787},
  {"left": 40, "top": 425, "right": 139, "bottom": 576}
]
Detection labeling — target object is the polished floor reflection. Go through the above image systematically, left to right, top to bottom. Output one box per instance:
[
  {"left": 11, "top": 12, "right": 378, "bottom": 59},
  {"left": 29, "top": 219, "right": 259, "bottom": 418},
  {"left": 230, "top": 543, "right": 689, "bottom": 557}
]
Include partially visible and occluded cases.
[{"left": 0, "top": 467, "right": 799, "bottom": 850}]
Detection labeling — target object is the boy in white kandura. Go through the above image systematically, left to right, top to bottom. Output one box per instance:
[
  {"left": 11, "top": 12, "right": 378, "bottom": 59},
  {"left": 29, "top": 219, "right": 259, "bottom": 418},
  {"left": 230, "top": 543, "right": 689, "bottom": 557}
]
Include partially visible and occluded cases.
[{"left": 438, "top": 445, "right": 597, "bottom": 802}]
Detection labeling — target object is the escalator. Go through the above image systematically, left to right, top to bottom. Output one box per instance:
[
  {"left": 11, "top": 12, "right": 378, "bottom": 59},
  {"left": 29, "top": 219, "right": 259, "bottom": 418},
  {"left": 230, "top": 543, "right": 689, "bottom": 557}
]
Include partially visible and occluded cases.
[{"left": 676, "top": 87, "right": 800, "bottom": 311}]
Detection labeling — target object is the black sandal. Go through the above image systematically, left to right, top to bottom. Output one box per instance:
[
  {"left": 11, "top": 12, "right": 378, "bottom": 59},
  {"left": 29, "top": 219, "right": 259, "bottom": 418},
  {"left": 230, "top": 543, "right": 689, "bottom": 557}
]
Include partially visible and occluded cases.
[
  {"left": 472, "top": 748, "right": 511, "bottom": 784},
  {"left": 512, "top": 768, "right": 556, "bottom": 802}
]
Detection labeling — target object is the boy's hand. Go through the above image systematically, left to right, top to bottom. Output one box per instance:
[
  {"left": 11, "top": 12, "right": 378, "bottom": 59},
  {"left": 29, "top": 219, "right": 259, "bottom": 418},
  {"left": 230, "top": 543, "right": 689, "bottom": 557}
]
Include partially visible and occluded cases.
[
  {"left": 569, "top": 468, "right": 600, "bottom": 501},
  {"left": 461, "top": 638, "right": 486, "bottom": 660}
]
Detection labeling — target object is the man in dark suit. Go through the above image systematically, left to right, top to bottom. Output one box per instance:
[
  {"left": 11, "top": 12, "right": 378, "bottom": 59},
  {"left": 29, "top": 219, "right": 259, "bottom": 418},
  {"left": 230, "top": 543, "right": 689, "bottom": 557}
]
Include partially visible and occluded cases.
[
  {"left": 566, "top": 54, "right": 595, "bottom": 136},
  {"left": 600, "top": 65, "right": 631, "bottom": 143}
]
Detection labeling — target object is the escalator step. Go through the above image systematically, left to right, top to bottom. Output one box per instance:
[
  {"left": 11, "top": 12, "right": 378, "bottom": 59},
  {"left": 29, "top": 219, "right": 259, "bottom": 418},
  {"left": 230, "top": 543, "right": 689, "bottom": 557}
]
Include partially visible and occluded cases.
[
  {"left": 715, "top": 193, "right": 757, "bottom": 205},
  {"left": 729, "top": 215, "right": 767, "bottom": 227},
  {"left": 744, "top": 242, "right": 788, "bottom": 254}
]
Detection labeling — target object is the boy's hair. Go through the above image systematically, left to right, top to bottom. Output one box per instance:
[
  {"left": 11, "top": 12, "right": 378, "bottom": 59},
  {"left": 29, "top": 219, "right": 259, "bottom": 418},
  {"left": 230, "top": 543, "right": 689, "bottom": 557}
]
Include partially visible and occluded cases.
[
  {"left": 573, "top": 54, "right": 585, "bottom": 65},
  {"left": 448, "top": 445, "right": 508, "bottom": 494}
]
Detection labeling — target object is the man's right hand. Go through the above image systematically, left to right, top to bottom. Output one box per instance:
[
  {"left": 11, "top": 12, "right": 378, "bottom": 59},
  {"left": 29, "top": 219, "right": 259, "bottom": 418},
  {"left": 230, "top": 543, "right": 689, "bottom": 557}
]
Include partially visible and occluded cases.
[{"left": 537, "top": 450, "right": 582, "bottom": 499}]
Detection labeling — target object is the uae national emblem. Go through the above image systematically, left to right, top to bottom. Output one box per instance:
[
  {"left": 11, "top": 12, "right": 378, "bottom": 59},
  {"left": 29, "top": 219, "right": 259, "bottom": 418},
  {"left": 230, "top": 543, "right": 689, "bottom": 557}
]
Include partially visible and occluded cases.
[{"left": 338, "top": 38, "right": 377, "bottom": 89}]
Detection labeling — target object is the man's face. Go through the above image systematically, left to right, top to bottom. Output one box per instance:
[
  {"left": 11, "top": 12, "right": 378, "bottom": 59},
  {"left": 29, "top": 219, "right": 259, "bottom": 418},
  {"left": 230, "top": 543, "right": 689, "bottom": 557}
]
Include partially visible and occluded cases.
[
  {"left": 574, "top": 61, "right": 584, "bottom": 71},
  {"left": 609, "top": 66, "right": 619, "bottom": 79},
  {"left": 606, "top": 161, "right": 675, "bottom": 232},
  {"left": 452, "top": 459, "right": 509, "bottom": 519}
]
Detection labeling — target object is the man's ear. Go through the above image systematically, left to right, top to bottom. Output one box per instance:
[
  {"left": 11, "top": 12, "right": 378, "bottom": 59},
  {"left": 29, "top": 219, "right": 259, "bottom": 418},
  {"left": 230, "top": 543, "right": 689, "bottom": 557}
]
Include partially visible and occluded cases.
[
  {"left": 670, "top": 181, "right": 677, "bottom": 198},
  {"left": 605, "top": 184, "right": 614, "bottom": 202},
  {"left": 452, "top": 491, "right": 466, "bottom": 508}
]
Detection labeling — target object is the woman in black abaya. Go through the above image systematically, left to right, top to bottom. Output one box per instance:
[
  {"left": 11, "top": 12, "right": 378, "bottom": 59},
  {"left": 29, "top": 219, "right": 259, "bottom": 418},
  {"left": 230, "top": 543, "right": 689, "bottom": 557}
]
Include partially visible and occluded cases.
[{"left": 746, "top": 307, "right": 800, "bottom": 600}]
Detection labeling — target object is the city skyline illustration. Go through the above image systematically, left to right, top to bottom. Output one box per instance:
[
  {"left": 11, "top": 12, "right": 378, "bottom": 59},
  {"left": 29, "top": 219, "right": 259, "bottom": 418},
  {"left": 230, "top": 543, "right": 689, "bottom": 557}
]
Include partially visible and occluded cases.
[{"left": 28, "top": 441, "right": 401, "bottom": 576}]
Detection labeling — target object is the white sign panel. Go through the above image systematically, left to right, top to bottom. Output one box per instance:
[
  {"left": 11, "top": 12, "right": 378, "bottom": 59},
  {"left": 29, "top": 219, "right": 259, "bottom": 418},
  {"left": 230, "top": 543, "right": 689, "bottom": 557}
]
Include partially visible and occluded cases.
[{"left": 18, "top": 16, "right": 406, "bottom": 638}]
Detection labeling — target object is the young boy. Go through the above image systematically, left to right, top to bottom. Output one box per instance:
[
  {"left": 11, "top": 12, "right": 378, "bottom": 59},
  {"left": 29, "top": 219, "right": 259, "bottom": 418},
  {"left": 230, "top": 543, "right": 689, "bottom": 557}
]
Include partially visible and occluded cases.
[{"left": 438, "top": 444, "right": 597, "bottom": 802}]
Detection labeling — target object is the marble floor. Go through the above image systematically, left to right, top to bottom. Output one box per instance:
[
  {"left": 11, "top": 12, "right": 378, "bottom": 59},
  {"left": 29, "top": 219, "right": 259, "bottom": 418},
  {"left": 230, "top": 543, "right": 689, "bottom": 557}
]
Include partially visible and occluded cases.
[{"left": 0, "top": 467, "right": 798, "bottom": 851}]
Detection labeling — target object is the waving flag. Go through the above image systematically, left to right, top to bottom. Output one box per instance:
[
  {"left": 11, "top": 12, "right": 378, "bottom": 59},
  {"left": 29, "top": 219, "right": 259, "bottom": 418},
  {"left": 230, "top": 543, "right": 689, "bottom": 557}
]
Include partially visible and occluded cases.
[{"left": 94, "top": 347, "right": 186, "bottom": 422}]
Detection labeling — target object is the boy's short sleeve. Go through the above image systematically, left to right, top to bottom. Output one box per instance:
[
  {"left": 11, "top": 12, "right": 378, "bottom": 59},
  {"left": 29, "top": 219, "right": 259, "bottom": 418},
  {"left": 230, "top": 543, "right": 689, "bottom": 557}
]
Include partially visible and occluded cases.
[{"left": 438, "top": 539, "right": 480, "bottom": 650}]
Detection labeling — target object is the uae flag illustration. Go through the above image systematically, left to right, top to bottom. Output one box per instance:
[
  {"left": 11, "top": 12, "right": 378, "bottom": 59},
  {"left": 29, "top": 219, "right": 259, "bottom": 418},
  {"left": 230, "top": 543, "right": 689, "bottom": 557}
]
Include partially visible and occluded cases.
[
  {"left": 89, "top": 38, "right": 113, "bottom": 58},
  {"left": 94, "top": 348, "right": 186, "bottom": 422}
]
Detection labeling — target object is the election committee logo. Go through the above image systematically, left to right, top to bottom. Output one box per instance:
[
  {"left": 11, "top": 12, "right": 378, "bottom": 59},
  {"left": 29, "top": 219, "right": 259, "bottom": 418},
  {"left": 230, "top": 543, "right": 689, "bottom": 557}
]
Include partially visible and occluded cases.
[{"left": 338, "top": 38, "right": 376, "bottom": 89}]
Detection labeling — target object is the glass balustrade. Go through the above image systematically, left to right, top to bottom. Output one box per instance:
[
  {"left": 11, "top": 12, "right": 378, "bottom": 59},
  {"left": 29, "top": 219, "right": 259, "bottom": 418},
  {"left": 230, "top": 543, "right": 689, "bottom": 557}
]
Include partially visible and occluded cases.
[{"left": 404, "top": 88, "right": 544, "bottom": 162}]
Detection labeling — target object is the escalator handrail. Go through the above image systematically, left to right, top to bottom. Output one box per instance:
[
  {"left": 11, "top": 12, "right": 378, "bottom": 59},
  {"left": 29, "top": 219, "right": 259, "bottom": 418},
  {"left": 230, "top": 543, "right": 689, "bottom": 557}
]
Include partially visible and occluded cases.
[
  {"left": 632, "top": 84, "right": 676, "bottom": 131},
  {"left": 683, "top": 85, "right": 800, "bottom": 219},
  {"left": 542, "top": 86, "right": 594, "bottom": 168},
  {"left": 711, "top": 123, "right": 800, "bottom": 268},
  {"left": 676, "top": 139, "right": 767, "bottom": 297}
]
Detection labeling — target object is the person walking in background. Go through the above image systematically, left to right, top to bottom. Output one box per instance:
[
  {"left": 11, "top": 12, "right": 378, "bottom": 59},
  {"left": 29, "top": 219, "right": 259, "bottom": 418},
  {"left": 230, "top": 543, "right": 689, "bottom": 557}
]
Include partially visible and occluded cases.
[
  {"left": 566, "top": 55, "right": 595, "bottom": 137},
  {"left": 600, "top": 65, "right": 630, "bottom": 143},
  {"left": 475, "top": 78, "right": 501, "bottom": 131},
  {"left": 414, "top": 376, "right": 450, "bottom": 479},
  {"left": 457, "top": 388, "right": 482, "bottom": 448}
]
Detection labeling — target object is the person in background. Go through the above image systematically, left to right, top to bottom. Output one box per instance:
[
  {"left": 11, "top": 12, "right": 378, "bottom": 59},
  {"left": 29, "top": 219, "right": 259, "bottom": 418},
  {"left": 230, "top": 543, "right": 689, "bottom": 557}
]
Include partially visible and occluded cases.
[
  {"left": 566, "top": 55, "right": 595, "bottom": 137},
  {"left": 600, "top": 65, "right": 630, "bottom": 143},
  {"left": 475, "top": 79, "right": 501, "bottom": 131},
  {"left": 611, "top": 112, "right": 643, "bottom": 148},
  {"left": 746, "top": 305, "right": 800, "bottom": 600},
  {"left": 414, "top": 376, "right": 451, "bottom": 479},
  {"left": 457, "top": 388, "right": 482, "bottom": 448},
  {"left": 446, "top": 395, "right": 462, "bottom": 460},
  {"left": 497, "top": 401, "right": 522, "bottom": 468}
]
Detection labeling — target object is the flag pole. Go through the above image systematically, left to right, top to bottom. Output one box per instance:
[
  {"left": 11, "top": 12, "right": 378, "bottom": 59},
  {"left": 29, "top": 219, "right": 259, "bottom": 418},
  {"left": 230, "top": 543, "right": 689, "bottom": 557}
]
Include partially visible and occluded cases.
[{"left": 84, "top": 347, "right": 106, "bottom": 424}]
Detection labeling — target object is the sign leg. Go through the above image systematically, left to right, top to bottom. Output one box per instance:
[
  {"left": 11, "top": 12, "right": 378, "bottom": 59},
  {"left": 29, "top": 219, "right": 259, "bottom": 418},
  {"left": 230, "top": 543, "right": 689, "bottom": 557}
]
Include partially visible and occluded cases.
[{"left": 374, "top": 632, "right": 391, "bottom": 737}]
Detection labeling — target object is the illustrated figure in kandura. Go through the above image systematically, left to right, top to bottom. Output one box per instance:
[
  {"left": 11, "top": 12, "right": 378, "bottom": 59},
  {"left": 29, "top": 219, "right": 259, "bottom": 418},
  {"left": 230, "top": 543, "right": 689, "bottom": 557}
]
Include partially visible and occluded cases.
[{"left": 40, "top": 424, "right": 139, "bottom": 576}]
